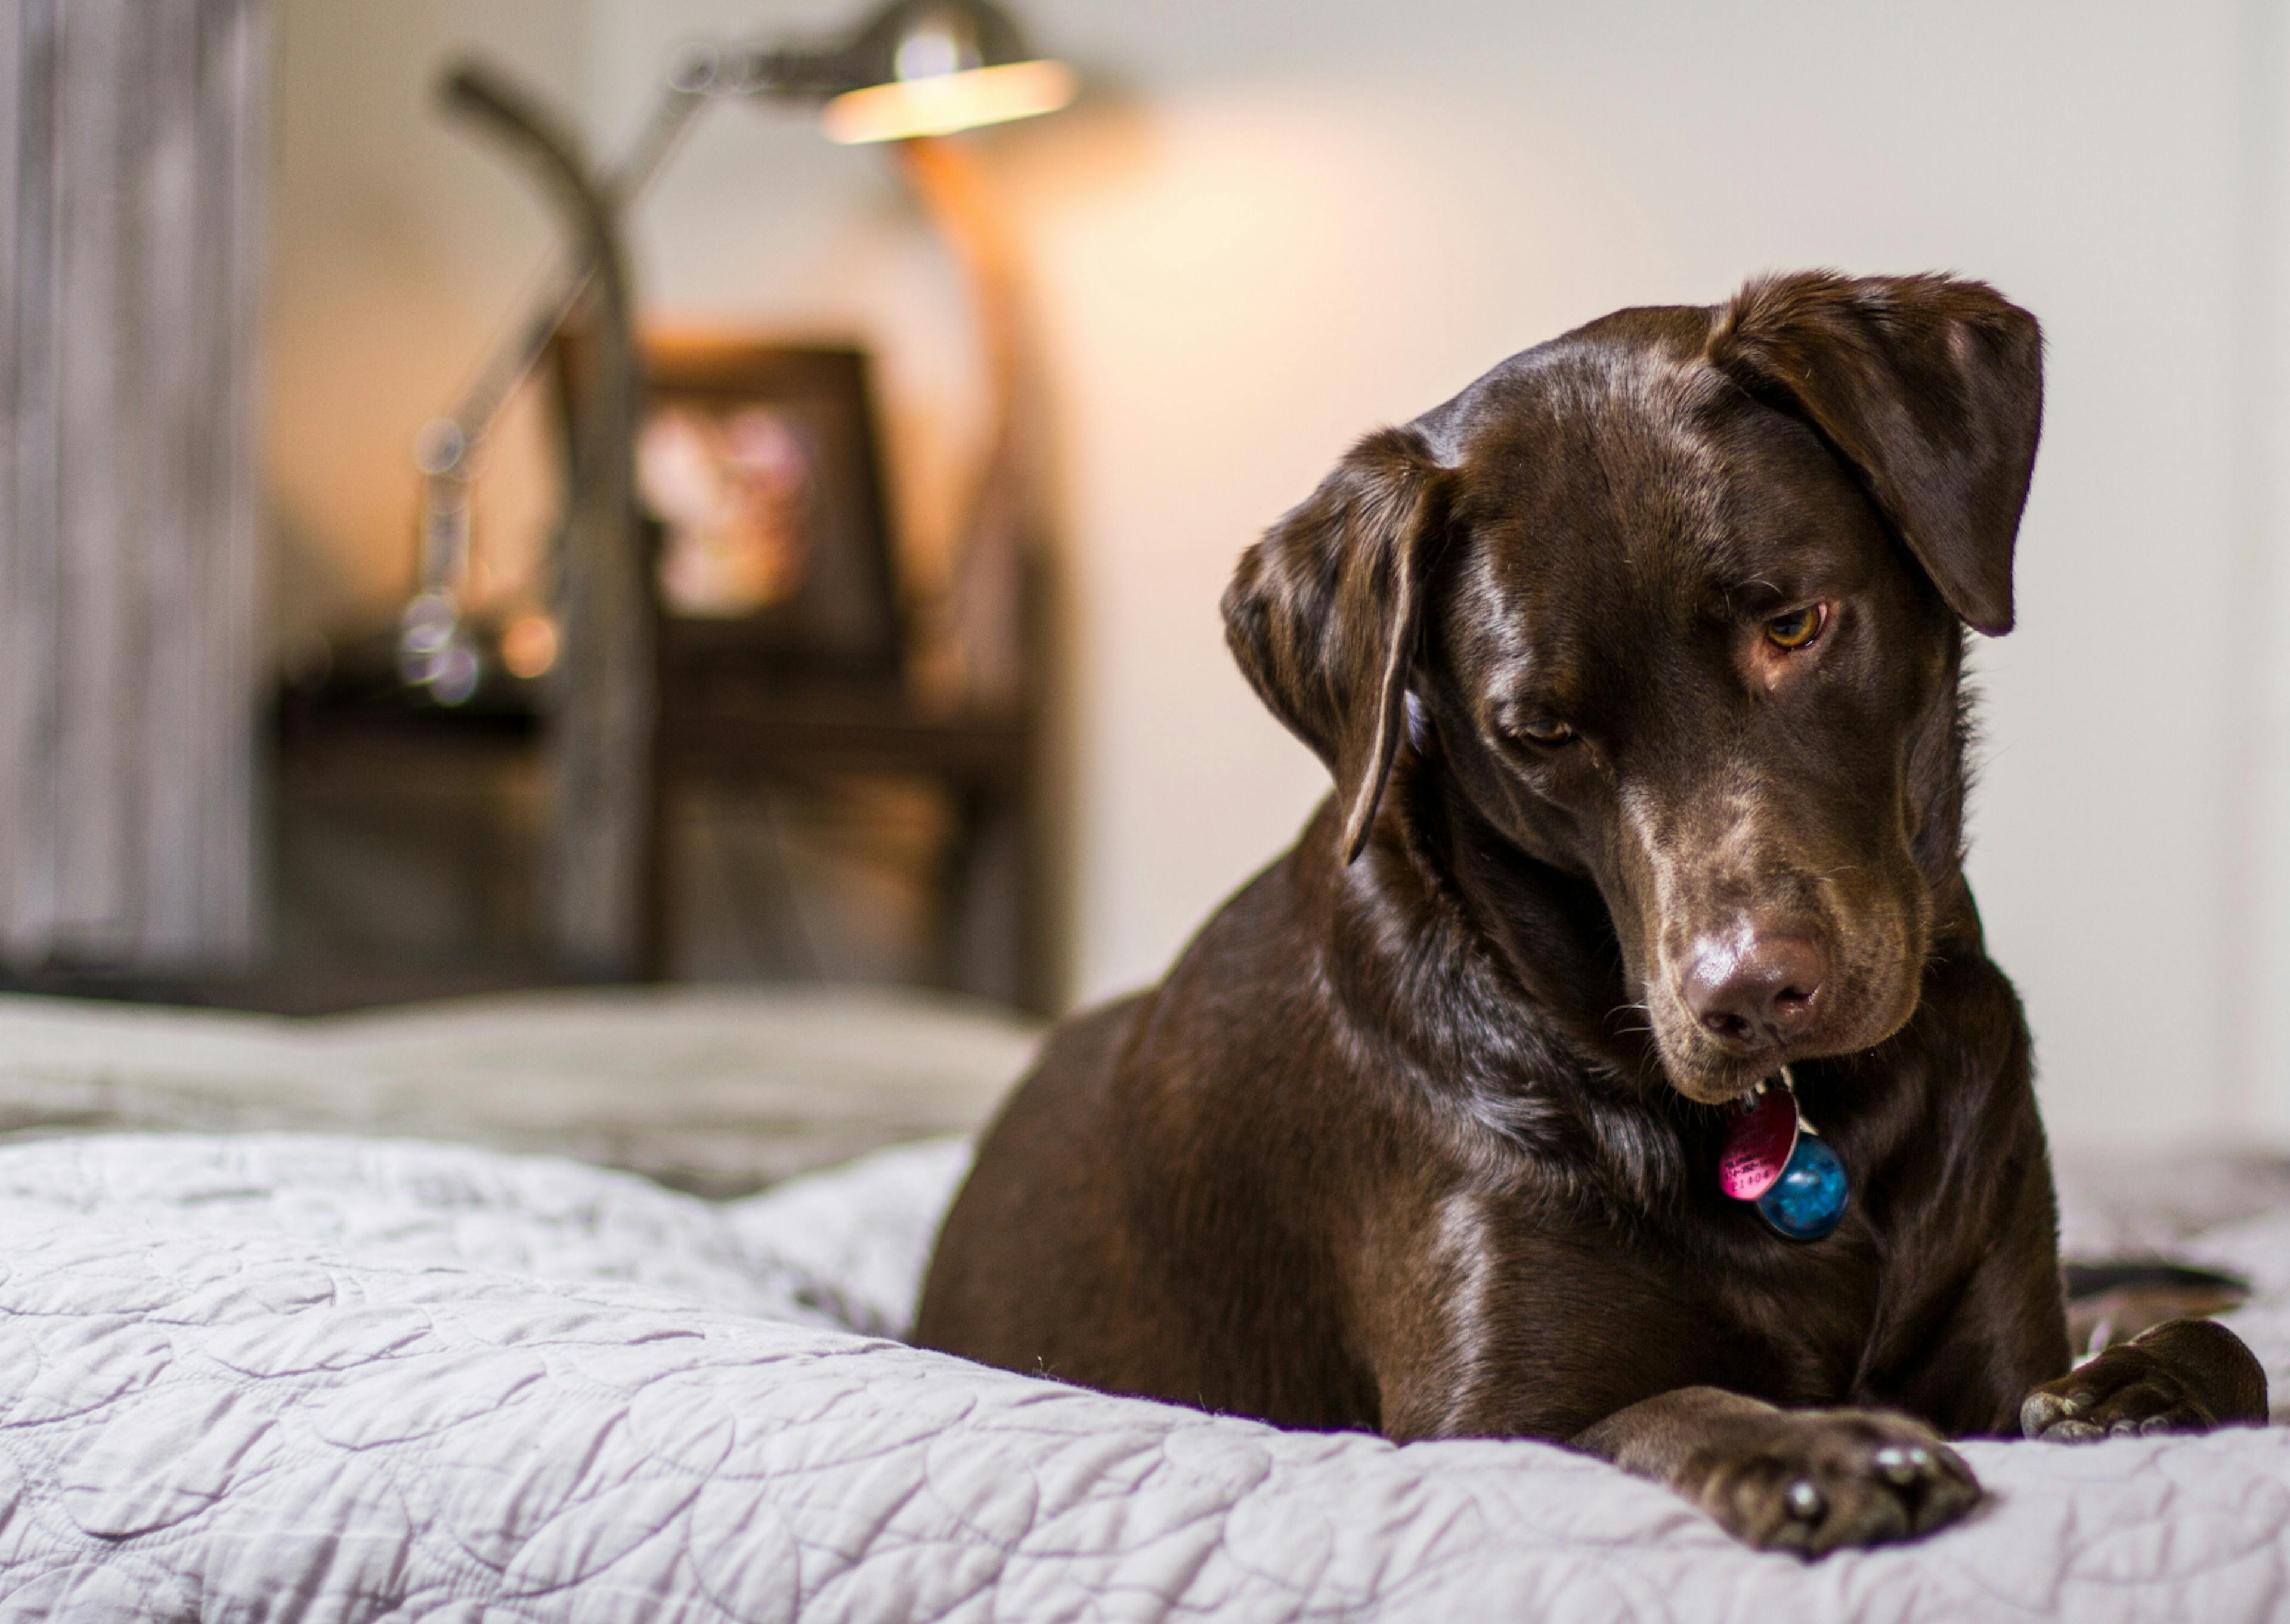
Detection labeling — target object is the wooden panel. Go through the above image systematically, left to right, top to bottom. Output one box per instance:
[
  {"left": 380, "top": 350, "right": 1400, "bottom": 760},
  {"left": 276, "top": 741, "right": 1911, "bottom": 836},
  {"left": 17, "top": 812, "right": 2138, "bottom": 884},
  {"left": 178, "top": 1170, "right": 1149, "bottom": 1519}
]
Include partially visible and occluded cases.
[
  {"left": 0, "top": 0, "right": 267, "bottom": 968},
  {"left": 3, "top": 0, "right": 63, "bottom": 959},
  {"left": 54, "top": 0, "right": 134, "bottom": 946}
]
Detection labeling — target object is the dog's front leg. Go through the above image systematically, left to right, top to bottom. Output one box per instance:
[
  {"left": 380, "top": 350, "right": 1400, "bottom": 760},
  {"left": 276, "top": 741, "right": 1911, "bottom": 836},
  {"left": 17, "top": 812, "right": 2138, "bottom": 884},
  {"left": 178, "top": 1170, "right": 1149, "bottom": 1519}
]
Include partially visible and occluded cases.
[
  {"left": 2021, "top": 1317, "right": 2268, "bottom": 1441},
  {"left": 1573, "top": 1387, "right": 1982, "bottom": 1557}
]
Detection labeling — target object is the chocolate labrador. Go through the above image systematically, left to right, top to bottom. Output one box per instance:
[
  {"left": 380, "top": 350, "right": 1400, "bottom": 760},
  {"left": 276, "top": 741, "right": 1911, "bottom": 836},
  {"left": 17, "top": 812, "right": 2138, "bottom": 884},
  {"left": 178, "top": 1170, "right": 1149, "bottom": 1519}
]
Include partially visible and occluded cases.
[{"left": 914, "top": 272, "right": 2269, "bottom": 1555}]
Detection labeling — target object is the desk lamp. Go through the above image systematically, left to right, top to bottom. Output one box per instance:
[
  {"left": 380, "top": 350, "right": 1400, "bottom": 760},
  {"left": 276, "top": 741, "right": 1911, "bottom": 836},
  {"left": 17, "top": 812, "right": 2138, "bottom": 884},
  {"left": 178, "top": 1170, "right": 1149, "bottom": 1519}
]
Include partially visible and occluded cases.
[{"left": 401, "top": 0, "right": 1074, "bottom": 702}]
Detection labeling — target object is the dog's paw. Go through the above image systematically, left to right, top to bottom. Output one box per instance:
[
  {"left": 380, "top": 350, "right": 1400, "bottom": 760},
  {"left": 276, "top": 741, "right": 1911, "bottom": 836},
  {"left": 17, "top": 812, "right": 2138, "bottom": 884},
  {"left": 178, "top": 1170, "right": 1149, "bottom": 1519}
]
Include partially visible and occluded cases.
[
  {"left": 2022, "top": 1319, "right": 2266, "bottom": 1442},
  {"left": 2033, "top": 1328, "right": 2262, "bottom": 1438},
  {"left": 2022, "top": 1344, "right": 2211, "bottom": 1442},
  {"left": 1698, "top": 1409, "right": 1981, "bottom": 1557}
]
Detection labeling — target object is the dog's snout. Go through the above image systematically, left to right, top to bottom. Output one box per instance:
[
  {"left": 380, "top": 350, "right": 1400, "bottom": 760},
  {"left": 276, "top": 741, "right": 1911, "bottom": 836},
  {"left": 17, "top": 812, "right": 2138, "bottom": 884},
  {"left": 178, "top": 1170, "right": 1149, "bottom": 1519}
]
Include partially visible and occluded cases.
[{"left": 1684, "top": 929, "right": 1827, "bottom": 1055}]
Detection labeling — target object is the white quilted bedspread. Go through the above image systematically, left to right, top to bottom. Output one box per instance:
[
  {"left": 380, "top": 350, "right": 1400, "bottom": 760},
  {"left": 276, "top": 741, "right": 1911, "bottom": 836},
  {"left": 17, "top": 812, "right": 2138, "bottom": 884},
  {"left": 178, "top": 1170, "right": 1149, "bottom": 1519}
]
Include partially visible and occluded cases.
[{"left": 6, "top": 1135, "right": 2290, "bottom": 1621}]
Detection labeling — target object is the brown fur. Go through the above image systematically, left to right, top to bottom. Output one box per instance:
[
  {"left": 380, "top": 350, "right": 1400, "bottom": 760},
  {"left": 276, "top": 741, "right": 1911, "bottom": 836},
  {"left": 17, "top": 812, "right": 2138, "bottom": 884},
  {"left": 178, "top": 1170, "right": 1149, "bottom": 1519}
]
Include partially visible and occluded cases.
[{"left": 915, "top": 272, "right": 2266, "bottom": 1555}]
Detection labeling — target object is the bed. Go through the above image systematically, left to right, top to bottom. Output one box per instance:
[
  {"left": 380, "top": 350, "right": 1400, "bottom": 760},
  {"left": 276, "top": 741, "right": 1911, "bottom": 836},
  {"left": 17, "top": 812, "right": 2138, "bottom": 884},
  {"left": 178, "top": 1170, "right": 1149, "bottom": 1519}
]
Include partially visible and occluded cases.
[
  {"left": 0, "top": 984, "right": 1041, "bottom": 1197},
  {"left": 2, "top": 988, "right": 2288, "bottom": 1621}
]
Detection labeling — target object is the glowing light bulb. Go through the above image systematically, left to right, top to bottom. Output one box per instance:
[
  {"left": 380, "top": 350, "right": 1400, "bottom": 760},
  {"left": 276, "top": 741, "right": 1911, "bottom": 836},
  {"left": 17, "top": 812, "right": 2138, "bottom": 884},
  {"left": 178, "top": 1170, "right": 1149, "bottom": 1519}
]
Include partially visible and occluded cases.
[{"left": 822, "top": 58, "right": 1075, "bottom": 144}]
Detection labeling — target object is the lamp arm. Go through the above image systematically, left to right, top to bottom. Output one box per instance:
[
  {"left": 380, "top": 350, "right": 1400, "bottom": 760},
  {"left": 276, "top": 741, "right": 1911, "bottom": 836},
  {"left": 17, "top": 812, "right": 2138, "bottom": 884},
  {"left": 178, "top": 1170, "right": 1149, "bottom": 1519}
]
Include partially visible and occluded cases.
[
  {"left": 733, "top": 44, "right": 863, "bottom": 100},
  {"left": 404, "top": 51, "right": 711, "bottom": 690},
  {"left": 425, "top": 58, "right": 713, "bottom": 479},
  {"left": 429, "top": 58, "right": 658, "bottom": 974}
]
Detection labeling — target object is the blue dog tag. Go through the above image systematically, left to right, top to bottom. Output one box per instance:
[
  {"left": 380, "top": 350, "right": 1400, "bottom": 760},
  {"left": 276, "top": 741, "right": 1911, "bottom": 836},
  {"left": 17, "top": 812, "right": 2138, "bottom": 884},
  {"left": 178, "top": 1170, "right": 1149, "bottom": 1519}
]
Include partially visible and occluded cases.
[{"left": 1754, "top": 1130, "right": 1850, "bottom": 1242}]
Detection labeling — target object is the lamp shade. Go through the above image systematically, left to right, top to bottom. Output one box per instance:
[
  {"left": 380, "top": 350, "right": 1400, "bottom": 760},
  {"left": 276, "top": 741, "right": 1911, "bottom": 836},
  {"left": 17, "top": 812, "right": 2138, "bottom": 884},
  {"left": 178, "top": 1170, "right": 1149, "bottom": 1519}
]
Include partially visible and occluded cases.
[{"left": 816, "top": 0, "right": 1074, "bottom": 144}]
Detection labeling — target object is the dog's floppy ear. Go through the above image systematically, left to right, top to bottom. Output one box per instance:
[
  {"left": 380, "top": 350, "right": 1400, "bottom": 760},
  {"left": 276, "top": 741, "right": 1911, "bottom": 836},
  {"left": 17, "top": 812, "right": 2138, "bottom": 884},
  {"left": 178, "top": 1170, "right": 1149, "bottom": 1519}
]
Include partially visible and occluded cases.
[
  {"left": 1707, "top": 271, "right": 2043, "bottom": 636},
  {"left": 1223, "top": 426, "right": 1452, "bottom": 864}
]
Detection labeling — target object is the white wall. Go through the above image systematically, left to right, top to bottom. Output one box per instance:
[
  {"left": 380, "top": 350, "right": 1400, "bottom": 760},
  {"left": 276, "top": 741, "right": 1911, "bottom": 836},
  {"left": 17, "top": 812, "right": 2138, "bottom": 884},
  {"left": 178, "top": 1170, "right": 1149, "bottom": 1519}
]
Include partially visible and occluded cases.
[
  {"left": 265, "top": 0, "right": 586, "bottom": 649},
  {"left": 269, "top": 0, "right": 2280, "bottom": 1151},
  {"left": 1004, "top": 0, "right": 2257, "bottom": 1151},
  {"left": 2242, "top": 0, "right": 2290, "bottom": 1142}
]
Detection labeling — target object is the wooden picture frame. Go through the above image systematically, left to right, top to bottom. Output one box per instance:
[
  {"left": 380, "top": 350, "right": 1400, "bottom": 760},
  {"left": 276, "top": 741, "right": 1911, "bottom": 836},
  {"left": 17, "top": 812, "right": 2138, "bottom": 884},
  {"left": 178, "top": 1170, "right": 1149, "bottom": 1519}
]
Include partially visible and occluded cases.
[{"left": 617, "top": 336, "right": 905, "bottom": 683}]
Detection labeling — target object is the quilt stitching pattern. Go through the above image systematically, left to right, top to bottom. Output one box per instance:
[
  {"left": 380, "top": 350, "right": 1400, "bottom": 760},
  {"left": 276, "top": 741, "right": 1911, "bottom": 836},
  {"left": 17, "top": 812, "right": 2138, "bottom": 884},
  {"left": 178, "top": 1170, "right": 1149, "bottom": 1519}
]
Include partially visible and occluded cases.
[{"left": 0, "top": 1133, "right": 2286, "bottom": 1620}]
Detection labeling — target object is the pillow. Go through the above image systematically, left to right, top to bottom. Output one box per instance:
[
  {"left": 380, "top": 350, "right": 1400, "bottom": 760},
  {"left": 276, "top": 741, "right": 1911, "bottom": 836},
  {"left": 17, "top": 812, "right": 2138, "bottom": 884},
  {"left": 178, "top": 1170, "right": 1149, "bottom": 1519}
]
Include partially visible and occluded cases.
[{"left": 0, "top": 985, "right": 1039, "bottom": 1195}]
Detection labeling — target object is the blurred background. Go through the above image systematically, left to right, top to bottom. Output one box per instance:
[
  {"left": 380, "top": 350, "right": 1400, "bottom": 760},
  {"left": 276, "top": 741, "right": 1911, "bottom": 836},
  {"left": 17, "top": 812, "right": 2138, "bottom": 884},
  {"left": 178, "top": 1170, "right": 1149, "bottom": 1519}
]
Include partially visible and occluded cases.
[{"left": 6, "top": 0, "right": 2289, "bottom": 1157}]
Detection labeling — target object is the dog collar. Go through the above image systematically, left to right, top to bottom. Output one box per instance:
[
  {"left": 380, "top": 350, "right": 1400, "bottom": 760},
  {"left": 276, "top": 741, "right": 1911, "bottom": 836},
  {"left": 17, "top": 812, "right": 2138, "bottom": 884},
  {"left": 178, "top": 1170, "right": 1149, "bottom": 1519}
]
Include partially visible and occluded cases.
[{"left": 1717, "top": 1067, "right": 1850, "bottom": 1242}]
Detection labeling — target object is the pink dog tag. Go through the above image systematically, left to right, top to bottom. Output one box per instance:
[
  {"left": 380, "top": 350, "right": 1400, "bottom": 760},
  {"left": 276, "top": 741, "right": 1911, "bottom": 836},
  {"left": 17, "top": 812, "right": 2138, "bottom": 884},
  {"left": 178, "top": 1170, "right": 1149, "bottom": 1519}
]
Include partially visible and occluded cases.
[{"left": 1718, "top": 1086, "right": 1799, "bottom": 1201}]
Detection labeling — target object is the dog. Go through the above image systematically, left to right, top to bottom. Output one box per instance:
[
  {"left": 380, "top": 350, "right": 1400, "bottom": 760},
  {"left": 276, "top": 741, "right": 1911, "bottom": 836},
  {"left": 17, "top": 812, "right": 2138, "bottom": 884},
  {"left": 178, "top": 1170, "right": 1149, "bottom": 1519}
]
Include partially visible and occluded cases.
[{"left": 914, "top": 272, "right": 2269, "bottom": 1555}]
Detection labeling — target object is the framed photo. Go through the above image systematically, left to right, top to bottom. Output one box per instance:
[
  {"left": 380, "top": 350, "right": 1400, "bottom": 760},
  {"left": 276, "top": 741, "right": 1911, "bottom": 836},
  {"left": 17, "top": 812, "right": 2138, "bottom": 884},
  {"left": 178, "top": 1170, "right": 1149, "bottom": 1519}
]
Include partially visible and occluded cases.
[{"left": 629, "top": 336, "right": 904, "bottom": 680}]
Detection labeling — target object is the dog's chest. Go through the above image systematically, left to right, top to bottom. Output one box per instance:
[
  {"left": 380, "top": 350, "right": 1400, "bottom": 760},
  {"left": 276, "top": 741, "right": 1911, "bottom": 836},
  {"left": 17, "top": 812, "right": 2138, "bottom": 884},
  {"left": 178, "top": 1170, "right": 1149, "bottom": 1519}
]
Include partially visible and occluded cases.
[
  {"left": 1471, "top": 1184, "right": 1894, "bottom": 1411},
  {"left": 1698, "top": 1223, "right": 1890, "bottom": 1402}
]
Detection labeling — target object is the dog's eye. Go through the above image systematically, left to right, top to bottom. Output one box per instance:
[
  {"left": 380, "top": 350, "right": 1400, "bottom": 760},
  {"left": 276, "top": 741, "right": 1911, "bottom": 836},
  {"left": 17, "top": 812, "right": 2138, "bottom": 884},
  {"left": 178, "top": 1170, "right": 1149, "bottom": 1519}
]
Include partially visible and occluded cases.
[
  {"left": 1764, "top": 605, "right": 1825, "bottom": 650},
  {"left": 1515, "top": 718, "right": 1576, "bottom": 747}
]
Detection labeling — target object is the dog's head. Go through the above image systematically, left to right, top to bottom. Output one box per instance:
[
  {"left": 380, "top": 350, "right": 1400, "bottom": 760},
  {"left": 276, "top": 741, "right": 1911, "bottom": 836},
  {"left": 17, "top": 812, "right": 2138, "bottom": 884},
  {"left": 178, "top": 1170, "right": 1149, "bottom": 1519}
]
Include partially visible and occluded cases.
[{"left": 1224, "top": 272, "right": 2042, "bottom": 1104}]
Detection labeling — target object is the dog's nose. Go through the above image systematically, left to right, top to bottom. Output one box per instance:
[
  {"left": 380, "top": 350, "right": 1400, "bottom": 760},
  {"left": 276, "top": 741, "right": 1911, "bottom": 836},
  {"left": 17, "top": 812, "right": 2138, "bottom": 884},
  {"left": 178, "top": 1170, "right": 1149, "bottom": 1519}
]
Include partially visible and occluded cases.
[{"left": 1684, "top": 931, "right": 1827, "bottom": 1053}]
